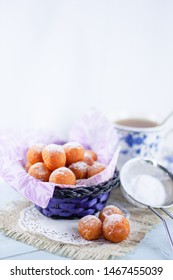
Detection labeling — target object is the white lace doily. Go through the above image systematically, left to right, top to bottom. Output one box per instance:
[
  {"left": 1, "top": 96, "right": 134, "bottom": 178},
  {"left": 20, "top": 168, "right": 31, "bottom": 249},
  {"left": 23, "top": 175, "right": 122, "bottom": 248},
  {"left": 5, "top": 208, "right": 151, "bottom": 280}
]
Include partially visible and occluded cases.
[
  {"left": 17, "top": 150, "right": 173, "bottom": 248},
  {"left": 18, "top": 201, "right": 130, "bottom": 245}
]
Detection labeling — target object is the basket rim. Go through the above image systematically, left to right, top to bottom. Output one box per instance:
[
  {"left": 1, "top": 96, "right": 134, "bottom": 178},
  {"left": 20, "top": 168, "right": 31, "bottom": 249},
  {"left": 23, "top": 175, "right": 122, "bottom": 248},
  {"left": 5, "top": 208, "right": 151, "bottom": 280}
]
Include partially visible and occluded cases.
[{"left": 52, "top": 169, "right": 120, "bottom": 199}]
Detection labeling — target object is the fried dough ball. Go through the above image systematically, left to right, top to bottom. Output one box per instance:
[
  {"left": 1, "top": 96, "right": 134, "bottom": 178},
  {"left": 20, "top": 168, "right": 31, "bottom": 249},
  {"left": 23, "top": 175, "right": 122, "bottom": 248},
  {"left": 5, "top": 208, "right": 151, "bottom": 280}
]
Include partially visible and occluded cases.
[
  {"left": 63, "top": 142, "right": 84, "bottom": 166},
  {"left": 26, "top": 143, "right": 45, "bottom": 164},
  {"left": 42, "top": 144, "right": 66, "bottom": 171},
  {"left": 85, "top": 150, "right": 97, "bottom": 161},
  {"left": 84, "top": 154, "right": 94, "bottom": 166},
  {"left": 25, "top": 161, "right": 32, "bottom": 172},
  {"left": 68, "top": 161, "right": 88, "bottom": 179},
  {"left": 87, "top": 161, "right": 106, "bottom": 178},
  {"left": 28, "top": 162, "right": 51, "bottom": 182},
  {"left": 49, "top": 167, "right": 76, "bottom": 185},
  {"left": 99, "top": 205, "right": 123, "bottom": 223},
  {"left": 103, "top": 214, "right": 130, "bottom": 243},
  {"left": 78, "top": 215, "right": 102, "bottom": 240}
]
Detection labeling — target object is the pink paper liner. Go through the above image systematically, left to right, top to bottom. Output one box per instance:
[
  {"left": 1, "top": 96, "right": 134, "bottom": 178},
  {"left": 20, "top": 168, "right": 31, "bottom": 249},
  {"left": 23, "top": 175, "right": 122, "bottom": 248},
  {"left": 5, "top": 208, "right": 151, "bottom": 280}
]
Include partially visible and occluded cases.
[{"left": 0, "top": 109, "right": 119, "bottom": 208}]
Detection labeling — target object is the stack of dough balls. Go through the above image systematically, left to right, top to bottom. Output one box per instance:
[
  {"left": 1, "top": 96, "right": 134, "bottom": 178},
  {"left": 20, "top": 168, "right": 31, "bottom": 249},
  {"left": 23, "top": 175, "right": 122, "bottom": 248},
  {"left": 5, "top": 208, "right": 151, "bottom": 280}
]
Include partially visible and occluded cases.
[
  {"left": 25, "top": 142, "right": 106, "bottom": 186},
  {"left": 78, "top": 205, "right": 130, "bottom": 243}
]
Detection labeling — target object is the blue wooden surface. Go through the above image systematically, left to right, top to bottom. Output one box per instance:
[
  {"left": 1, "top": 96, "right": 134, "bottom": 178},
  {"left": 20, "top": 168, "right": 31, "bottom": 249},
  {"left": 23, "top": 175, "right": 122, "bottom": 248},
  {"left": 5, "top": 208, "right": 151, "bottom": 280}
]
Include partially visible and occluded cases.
[{"left": 0, "top": 179, "right": 173, "bottom": 260}]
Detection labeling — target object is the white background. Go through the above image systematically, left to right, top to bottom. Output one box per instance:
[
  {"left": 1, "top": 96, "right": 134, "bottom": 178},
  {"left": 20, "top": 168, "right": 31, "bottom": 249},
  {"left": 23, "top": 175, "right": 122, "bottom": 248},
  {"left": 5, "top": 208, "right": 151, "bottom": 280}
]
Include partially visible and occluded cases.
[
  {"left": 0, "top": 0, "right": 173, "bottom": 137},
  {"left": 1, "top": 260, "right": 173, "bottom": 280}
]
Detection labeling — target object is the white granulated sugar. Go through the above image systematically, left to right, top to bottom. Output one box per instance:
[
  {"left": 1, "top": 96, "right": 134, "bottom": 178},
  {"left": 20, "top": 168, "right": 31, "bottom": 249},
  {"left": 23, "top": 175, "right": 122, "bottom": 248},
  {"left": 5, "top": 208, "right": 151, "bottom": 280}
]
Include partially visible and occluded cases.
[
  {"left": 45, "top": 144, "right": 64, "bottom": 153},
  {"left": 130, "top": 174, "right": 168, "bottom": 206}
]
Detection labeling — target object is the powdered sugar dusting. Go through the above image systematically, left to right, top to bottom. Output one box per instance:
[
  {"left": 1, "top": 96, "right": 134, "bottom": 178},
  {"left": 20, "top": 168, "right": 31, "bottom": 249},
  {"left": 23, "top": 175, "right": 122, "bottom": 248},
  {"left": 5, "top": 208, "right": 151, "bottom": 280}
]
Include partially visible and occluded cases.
[
  {"left": 64, "top": 142, "right": 83, "bottom": 148},
  {"left": 29, "top": 143, "right": 45, "bottom": 152},
  {"left": 44, "top": 144, "right": 64, "bottom": 153},
  {"left": 69, "top": 161, "right": 88, "bottom": 171},
  {"left": 87, "top": 161, "right": 106, "bottom": 175},
  {"left": 94, "top": 161, "right": 106, "bottom": 168},
  {"left": 28, "top": 163, "right": 50, "bottom": 181},
  {"left": 29, "top": 163, "right": 46, "bottom": 174},
  {"left": 53, "top": 167, "right": 73, "bottom": 176},
  {"left": 101, "top": 205, "right": 122, "bottom": 219},
  {"left": 103, "top": 214, "right": 123, "bottom": 227},
  {"left": 81, "top": 215, "right": 101, "bottom": 226}
]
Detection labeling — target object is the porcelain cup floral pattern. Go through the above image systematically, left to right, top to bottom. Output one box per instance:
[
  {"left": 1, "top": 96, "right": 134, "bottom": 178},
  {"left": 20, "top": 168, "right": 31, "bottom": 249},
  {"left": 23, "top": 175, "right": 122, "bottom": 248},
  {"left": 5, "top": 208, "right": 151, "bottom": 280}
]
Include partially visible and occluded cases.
[{"left": 114, "top": 122, "right": 167, "bottom": 169}]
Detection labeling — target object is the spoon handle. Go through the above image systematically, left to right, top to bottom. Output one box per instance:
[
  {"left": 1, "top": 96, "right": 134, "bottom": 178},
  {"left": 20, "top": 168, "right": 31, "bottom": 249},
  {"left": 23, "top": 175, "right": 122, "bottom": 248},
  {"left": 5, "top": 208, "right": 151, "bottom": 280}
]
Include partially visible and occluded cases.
[
  {"left": 160, "top": 111, "right": 173, "bottom": 126},
  {"left": 148, "top": 206, "right": 173, "bottom": 252},
  {"left": 160, "top": 208, "right": 173, "bottom": 220}
]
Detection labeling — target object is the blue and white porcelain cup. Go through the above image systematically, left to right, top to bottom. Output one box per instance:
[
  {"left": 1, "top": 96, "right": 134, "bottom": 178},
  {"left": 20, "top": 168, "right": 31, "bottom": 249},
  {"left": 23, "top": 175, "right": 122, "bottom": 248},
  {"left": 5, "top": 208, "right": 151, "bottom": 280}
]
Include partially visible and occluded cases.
[{"left": 114, "top": 115, "right": 172, "bottom": 169}]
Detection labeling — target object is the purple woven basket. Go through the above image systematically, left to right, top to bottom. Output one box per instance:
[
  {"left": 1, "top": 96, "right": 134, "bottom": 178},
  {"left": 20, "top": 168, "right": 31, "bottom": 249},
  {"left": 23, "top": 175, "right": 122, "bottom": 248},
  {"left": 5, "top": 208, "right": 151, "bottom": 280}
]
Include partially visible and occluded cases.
[{"left": 35, "top": 169, "right": 120, "bottom": 219}]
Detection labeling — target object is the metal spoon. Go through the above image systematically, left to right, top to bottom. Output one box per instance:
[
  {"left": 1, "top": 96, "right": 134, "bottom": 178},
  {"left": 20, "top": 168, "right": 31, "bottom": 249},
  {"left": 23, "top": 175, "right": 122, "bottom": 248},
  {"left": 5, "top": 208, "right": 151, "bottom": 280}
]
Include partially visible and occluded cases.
[{"left": 120, "top": 157, "right": 173, "bottom": 251}]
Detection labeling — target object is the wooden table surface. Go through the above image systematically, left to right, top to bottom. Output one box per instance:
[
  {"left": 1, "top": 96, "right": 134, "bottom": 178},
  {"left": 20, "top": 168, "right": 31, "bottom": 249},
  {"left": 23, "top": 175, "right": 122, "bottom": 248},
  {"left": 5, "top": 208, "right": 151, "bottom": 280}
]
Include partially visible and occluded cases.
[{"left": 0, "top": 179, "right": 173, "bottom": 260}]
